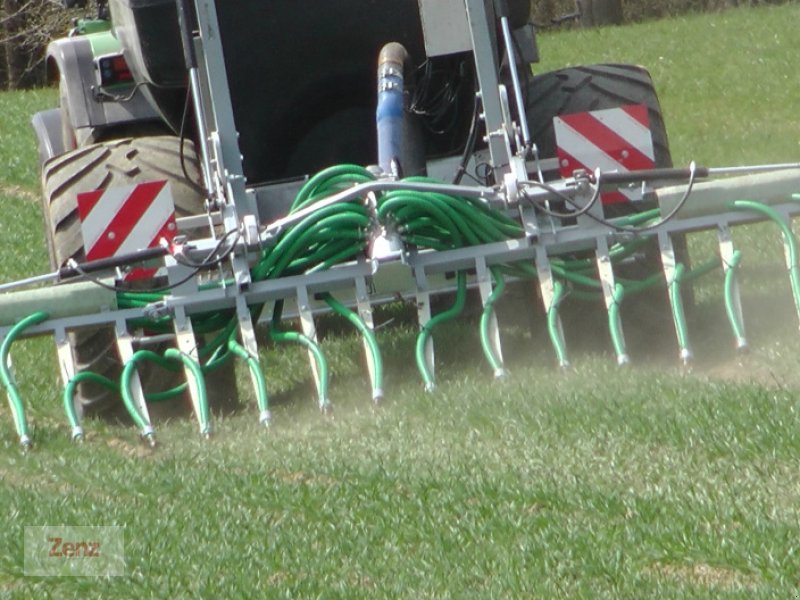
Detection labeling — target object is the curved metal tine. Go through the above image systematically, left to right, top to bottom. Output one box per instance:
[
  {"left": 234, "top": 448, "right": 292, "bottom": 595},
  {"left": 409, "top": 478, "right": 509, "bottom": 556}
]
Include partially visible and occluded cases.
[
  {"left": 717, "top": 224, "right": 747, "bottom": 351},
  {"left": 658, "top": 230, "right": 692, "bottom": 365},
  {"left": 595, "top": 237, "right": 629, "bottom": 366},
  {"left": 536, "top": 249, "right": 569, "bottom": 369},
  {"left": 476, "top": 256, "right": 506, "bottom": 377},
  {"left": 355, "top": 276, "right": 382, "bottom": 402},
  {"left": 296, "top": 286, "right": 327, "bottom": 410},
  {"left": 173, "top": 307, "right": 211, "bottom": 437}
]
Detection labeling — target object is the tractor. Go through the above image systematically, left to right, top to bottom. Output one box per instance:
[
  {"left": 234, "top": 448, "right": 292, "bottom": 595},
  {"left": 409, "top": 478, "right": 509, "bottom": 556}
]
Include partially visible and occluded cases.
[{"left": 0, "top": 0, "right": 796, "bottom": 446}]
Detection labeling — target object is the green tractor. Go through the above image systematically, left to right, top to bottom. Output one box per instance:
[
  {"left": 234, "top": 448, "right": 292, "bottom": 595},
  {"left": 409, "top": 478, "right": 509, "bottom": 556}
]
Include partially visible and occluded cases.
[{"left": 12, "top": 0, "right": 771, "bottom": 446}]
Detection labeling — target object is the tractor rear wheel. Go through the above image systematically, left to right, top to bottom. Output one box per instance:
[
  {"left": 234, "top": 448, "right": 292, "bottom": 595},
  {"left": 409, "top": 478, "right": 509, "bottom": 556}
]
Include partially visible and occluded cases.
[
  {"left": 525, "top": 63, "right": 682, "bottom": 257},
  {"left": 526, "top": 63, "right": 672, "bottom": 175},
  {"left": 524, "top": 64, "right": 692, "bottom": 352},
  {"left": 41, "top": 136, "right": 238, "bottom": 416}
]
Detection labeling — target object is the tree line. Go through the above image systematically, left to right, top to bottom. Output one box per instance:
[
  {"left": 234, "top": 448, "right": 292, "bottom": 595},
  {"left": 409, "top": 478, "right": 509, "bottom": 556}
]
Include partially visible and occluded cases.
[
  {"left": 0, "top": 0, "right": 790, "bottom": 90},
  {"left": 1, "top": 0, "right": 83, "bottom": 89}
]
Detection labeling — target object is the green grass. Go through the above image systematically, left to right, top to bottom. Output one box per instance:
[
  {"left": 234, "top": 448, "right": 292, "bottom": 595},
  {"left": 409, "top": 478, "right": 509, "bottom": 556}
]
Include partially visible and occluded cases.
[{"left": 2, "top": 5, "right": 800, "bottom": 597}]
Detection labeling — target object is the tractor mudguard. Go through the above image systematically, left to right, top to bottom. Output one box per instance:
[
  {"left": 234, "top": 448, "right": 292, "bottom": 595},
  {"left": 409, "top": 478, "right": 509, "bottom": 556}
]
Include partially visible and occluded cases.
[
  {"left": 42, "top": 33, "right": 162, "bottom": 154},
  {"left": 31, "top": 109, "right": 68, "bottom": 166}
]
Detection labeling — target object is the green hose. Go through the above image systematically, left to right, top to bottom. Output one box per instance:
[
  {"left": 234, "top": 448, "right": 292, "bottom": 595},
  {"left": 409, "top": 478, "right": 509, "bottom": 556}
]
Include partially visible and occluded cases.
[
  {"left": 110, "top": 164, "right": 736, "bottom": 406},
  {"left": 113, "top": 164, "right": 372, "bottom": 416},
  {"left": 291, "top": 164, "right": 375, "bottom": 212},
  {"left": 730, "top": 199, "right": 800, "bottom": 326},
  {"left": 253, "top": 205, "right": 368, "bottom": 280},
  {"left": 609, "top": 208, "right": 661, "bottom": 227},
  {"left": 551, "top": 237, "right": 650, "bottom": 272},
  {"left": 723, "top": 249, "right": 747, "bottom": 349},
  {"left": 683, "top": 257, "right": 721, "bottom": 282},
  {"left": 551, "top": 263, "right": 602, "bottom": 289},
  {"left": 668, "top": 263, "right": 691, "bottom": 363},
  {"left": 479, "top": 268, "right": 506, "bottom": 377},
  {"left": 416, "top": 271, "right": 468, "bottom": 391},
  {"left": 547, "top": 281, "right": 569, "bottom": 368},
  {"left": 608, "top": 283, "right": 629, "bottom": 365},
  {"left": 322, "top": 293, "right": 384, "bottom": 402},
  {"left": 269, "top": 300, "right": 330, "bottom": 411},
  {"left": 0, "top": 311, "right": 48, "bottom": 447},
  {"left": 228, "top": 339, "right": 270, "bottom": 425},
  {"left": 121, "top": 348, "right": 211, "bottom": 438},
  {"left": 163, "top": 348, "right": 211, "bottom": 436},
  {"left": 120, "top": 351, "right": 156, "bottom": 437},
  {"left": 63, "top": 371, "right": 117, "bottom": 440}
]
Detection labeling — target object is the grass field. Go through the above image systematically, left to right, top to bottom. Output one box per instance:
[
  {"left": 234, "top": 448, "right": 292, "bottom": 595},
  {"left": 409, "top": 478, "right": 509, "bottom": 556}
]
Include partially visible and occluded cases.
[{"left": 2, "top": 4, "right": 800, "bottom": 597}]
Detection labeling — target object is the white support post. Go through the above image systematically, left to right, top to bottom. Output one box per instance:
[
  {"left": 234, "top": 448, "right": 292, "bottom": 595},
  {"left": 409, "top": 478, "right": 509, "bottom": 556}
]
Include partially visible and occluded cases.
[
  {"left": 717, "top": 224, "right": 747, "bottom": 350},
  {"left": 659, "top": 230, "right": 692, "bottom": 364},
  {"left": 596, "top": 237, "right": 629, "bottom": 365},
  {"left": 535, "top": 248, "right": 569, "bottom": 368},
  {"left": 475, "top": 256, "right": 505, "bottom": 377},
  {"left": 414, "top": 267, "right": 434, "bottom": 388},
  {"left": 355, "top": 276, "right": 381, "bottom": 401},
  {"left": 296, "top": 286, "right": 324, "bottom": 406},
  {"left": 236, "top": 295, "right": 269, "bottom": 425},
  {"left": 173, "top": 307, "right": 207, "bottom": 435},
  {"left": 115, "top": 320, "right": 152, "bottom": 433},
  {"left": 54, "top": 326, "right": 83, "bottom": 440}
]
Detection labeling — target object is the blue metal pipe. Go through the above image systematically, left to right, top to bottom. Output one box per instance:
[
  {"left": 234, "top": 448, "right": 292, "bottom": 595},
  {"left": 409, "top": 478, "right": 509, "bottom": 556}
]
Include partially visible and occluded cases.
[{"left": 377, "top": 43, "right": 408, "bottom": 177}]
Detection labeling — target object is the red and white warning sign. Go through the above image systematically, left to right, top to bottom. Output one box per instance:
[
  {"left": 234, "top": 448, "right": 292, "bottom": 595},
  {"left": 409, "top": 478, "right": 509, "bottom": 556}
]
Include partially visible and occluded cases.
[
  {"left": 553, "top": 104, "right": 656, "bottom": 205},
  {"left": 77, "top": 180, "right": 177, "bottom": 280}
]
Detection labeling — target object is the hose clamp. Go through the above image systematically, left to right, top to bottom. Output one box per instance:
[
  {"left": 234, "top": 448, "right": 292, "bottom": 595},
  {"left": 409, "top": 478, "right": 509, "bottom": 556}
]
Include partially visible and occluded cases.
[
  {"left": 378, "top": 65, "right": 402, "bottom": 79},
  {"left": 378, "top": 80, "right": 402, "bottom": 93}
]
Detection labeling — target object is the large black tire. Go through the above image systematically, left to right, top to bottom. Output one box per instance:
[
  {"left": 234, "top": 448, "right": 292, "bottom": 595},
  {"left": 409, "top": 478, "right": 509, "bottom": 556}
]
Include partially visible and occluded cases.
[
  {"left": 526, "top": 63, "right": 680, "bottom": 232},
  {"left": 524, "top": 64, "right": 692, "bottom": 351},
  {"left": 526, "top": 64, "right": 672, "bottom": 176},
  {"left": 41, "top": 136, "right": 237, "bottom": 415},
  {"left": 42, "top": 136, "right": 206, "bottom": 269}
]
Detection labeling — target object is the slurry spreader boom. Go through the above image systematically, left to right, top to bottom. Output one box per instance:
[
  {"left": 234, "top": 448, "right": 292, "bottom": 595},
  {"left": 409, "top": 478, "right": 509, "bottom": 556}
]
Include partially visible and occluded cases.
[{"left": 2, "top": 0, "right": 800, "bottom": 448}]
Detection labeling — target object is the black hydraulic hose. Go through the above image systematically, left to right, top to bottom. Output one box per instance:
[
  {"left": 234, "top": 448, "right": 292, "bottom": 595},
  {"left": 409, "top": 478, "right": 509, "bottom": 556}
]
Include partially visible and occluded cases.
[
  {"left": 175, "top": 0, "right": 198, "bottom": 70},
  {"left": 452, "top": 93, "right": 481, "bottom": 185},
  {"left": 61, "top": 246, "right": 170, "bottom": 280}
]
